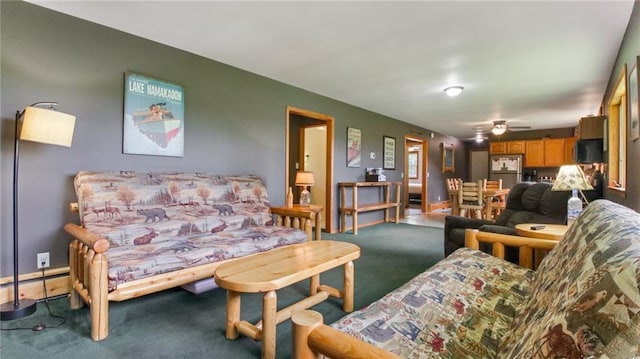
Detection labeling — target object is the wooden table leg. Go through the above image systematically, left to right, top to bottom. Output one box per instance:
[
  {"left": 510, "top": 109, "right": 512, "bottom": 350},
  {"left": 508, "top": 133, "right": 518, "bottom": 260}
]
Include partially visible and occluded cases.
[
  {"left": 485, "top": 196, "right": 493, "bottom": 220},
  {"left": 315, "top": 212, "right": 321, "bottom": 240},
  {"left": 343, "top": 261, "right": 354, "bottom": 312},
  {"left": 309, "top": 274, "right": 319, "bottom": 295},
  {"left": 226, "top": 290, "right": 241, "bottom": 339},
  {"left": 262, "top": 290, "right": 277, "bottom": 359}
]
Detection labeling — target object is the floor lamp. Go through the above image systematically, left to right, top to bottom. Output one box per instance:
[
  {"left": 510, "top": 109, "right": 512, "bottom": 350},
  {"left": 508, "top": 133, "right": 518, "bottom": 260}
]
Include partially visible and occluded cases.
[{"left": 0, "top": 102, "right": 76, "bottom": 321}]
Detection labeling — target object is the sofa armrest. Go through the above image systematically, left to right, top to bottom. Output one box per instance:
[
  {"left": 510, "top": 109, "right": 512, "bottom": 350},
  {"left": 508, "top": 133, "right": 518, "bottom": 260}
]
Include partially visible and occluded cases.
[
  {"left": 270, "top": 207, "right": 315, "bottom": 241},
  {"left": 444, "top": 215, "right": 493, "bottom": 230},
  {"left": 64, "top": 223, "right": 110, "bottom": 253},
  {"left": 464, "top": 229, "right": 558, "bottom": 269},
  {"left": 292, "top": 310, "right": 400, "bottom": 359}
]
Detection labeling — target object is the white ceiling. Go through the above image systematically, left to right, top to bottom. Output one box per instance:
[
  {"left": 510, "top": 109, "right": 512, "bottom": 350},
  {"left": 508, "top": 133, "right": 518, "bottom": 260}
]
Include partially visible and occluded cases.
[{"left": 29, "top": 1, "right": 635, "bottom": 140}]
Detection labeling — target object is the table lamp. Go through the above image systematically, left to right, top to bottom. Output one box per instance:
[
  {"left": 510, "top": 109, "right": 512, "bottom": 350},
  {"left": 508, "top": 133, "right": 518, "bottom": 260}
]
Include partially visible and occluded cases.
[
  {"left": 1, "top": 102, "right": 76, "bottom": 321},
  {"left": 551, "top": 164, "right": 593, "bottom": 226},
  {"left": 295, "top": 171, "right": 315, "bottom": 206}
]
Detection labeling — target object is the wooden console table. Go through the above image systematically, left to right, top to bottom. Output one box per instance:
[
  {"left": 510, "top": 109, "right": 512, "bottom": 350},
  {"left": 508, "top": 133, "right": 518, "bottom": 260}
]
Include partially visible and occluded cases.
[
  {"left": 338, "top": 181, "right": 401, "bottom": 235},
  {"left": 214, "top": 240, "right": 360, "bottom": 359}
]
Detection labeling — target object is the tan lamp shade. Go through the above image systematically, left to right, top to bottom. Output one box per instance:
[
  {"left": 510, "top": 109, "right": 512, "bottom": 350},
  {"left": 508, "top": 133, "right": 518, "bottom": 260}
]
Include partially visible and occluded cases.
[
  {"left": 20, "top": 106, "right": 76, "bottom": 147},
  {"left": 552, "top": 165, "right": 594, "bottom": 191},
  {"left": 295, "top": 171, "right": 315, "bottom": 186}
]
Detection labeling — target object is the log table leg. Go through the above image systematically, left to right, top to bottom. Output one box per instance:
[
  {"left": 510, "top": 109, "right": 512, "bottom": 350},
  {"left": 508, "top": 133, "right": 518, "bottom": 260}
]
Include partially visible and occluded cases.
[
  {"left": 343, "top": 261, "right": 354, "bottom": 312},
  {"left": 226, "top": 290, "right": 241, "bottom": 339},
  {"left": 262, "top": 291, "right": 277, "bottom": 359}
]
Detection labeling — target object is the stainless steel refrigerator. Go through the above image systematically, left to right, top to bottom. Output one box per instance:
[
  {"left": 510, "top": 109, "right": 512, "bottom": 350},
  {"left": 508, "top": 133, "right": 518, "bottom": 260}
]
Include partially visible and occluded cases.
[{"left": 489, "top": 154, "right": 523, "bottom": 189}]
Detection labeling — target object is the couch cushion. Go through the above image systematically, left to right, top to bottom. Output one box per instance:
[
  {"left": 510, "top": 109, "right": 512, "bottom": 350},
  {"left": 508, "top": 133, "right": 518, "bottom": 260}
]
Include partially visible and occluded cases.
[
  {"left": 73, "top": 171, "right": 308, "bottom": 289},
  {"left": 520, "top": 182, "right": 550, "bottom": 211},
  {"left": 538, "top": 187, "right": 570, "bottom": 220},
  {"left": 498, "top": 200, "right": 640, "bottom": 358},
  {"left": 332, "top": 248, "right": 535, "bottom": 357}
]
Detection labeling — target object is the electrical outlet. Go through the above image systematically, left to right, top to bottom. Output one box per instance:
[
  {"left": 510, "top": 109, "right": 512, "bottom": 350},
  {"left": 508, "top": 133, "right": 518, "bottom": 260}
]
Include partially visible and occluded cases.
[{"left": 37, "top": 252, "right": 50, "bottom": 269}]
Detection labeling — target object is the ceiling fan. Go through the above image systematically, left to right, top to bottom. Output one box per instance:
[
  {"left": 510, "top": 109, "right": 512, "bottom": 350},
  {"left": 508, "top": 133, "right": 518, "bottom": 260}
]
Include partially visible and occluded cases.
[{"left": 489, "top": 120, "right": 532, "bottom": 136}]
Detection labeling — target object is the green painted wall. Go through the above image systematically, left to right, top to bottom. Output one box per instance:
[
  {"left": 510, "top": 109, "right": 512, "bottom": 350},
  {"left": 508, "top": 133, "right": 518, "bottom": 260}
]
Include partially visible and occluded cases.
[{"left": 1, "top": 2, "right": 465, "bottom": 276}]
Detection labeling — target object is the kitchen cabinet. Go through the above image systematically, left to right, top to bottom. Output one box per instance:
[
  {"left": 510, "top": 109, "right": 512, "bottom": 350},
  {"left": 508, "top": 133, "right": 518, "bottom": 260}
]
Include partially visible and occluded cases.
[
  {"left": 579, "top": 116, "right": 605, "bottom": 139},
  {"left": 564, "top": 137, "right": 577, "bottom": 164},
  {"left": 544, "top": 138, "right": 565, "bottom": 167},
  {"left": 489, "top": 140, "right": 525, "bottom": 154},
  {"left": 525, "top": 140, "right": 545, "bottom": 167},
  {"left": 489, "top": 141, "right": 507, "bottom": 154},
  {"left": 506, "top": 141, "right": 525, "bottom": 154}
]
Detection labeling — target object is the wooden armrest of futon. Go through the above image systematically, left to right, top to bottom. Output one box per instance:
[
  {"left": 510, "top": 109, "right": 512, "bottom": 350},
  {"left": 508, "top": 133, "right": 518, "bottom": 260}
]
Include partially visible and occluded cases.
[
  {"left": 64, "top": 223, "right": 110, "bottom": 253},
  {"left": 464, "top": 228, "right": 559, "bottom": 269},
  {"left": 291, "top": 310, "right": 400, "bottom": 359}
]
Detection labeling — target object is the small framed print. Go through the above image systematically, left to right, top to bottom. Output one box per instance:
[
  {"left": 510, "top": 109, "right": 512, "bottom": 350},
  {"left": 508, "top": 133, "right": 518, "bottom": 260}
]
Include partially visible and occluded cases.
[
  {"left": 347, "top": 127, "right": 361, "bottom": 167},
  {"left": 383, "top": 136, "right": 396, "bottom": 170}
]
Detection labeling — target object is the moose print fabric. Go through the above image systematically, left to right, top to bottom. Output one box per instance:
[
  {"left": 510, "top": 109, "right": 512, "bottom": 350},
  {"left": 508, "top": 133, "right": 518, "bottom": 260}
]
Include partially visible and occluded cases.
[
  {"left": 73, "top": 171, "right": 308, "bottom": 290},
  {"left": 330, "top": 200, "right": 640, "bottom": 358}
]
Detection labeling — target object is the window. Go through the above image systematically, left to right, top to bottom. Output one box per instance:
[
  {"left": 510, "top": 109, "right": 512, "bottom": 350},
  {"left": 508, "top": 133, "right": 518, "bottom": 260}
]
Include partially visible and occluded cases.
[
  {"left": 607, "top": 65, "right": 627, "bottom": 196},
  {"left": 408, "top": 151, "right": 419, "bottom": 179}
]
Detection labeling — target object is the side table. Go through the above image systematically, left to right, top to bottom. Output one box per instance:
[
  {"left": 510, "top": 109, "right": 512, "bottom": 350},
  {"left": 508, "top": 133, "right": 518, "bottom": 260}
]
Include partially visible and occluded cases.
[
  {"left": 272, "top": 204, "right": 323, "bottom": 240},
  {"left": 515, "top": 223, "right": 568, "bottom": 268}
]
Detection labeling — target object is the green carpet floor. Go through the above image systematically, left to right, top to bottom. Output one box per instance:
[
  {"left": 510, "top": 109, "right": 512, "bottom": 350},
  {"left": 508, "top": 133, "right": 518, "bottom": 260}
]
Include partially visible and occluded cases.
[{"left": 0, "top": 223, "right": 444, "bottom": 359}]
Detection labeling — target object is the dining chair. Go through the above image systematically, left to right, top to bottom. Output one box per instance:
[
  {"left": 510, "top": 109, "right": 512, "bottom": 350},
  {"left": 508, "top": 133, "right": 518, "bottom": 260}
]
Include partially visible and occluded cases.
[
  {"left": 483, "top": 179, "right": 506, "bottom": 220},
  {"left": 458, "top": 180, "right": 484, "bottom": 219}
]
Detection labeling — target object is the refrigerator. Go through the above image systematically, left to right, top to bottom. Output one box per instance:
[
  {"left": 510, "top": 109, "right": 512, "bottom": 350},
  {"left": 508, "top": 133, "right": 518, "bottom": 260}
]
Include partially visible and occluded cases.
[{"left": 489, "top": 154, "right": 522, "bottom": 189}]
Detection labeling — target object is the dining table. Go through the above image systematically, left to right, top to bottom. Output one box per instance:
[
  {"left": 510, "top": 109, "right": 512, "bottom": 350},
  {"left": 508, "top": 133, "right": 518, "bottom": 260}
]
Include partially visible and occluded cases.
[{"left": 449, "top": 187, "right": 510, "bottom": 220}]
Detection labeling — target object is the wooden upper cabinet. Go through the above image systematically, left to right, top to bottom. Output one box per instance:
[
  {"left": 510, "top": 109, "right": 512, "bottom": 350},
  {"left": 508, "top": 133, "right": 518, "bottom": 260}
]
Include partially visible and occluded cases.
[
  {"left": 564, "top": 137, "right": 577, "bottom": 164},
  {"left": 544, "top": 138, "right": 565, "bottom": 167},
  {"left": 491, "top": 140, "right": 526, "bottom": 155},
  {"left": 525, "top": 140, "right": 545, "bottom": 167},
  {"left": 489, "top": 141, "right": 507, "bottom": 154},
  {"left": 506, "top": 141, "right": 525, "bottom": 154}
]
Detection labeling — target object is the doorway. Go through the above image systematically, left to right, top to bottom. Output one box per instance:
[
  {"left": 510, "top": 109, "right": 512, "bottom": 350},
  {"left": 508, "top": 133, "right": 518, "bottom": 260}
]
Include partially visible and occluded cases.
[
  {"left": 285, "top": 106, "right": 335, "bottom": 233},
  {"left": 404, "top": 136, "right": 428, "bottom": 213},
  {"left": 470, "top": 150, "right": 489, "bottom": 182}
]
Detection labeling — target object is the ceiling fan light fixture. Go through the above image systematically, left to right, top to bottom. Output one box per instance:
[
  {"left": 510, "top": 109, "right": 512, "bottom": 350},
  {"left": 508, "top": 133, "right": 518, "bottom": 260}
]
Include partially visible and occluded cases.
[
  {"left": 444, "top": 86, "right": 464, "bottom": 97},
  {"left": 491, "top": 125, "right": 507, "bottom": 135}
]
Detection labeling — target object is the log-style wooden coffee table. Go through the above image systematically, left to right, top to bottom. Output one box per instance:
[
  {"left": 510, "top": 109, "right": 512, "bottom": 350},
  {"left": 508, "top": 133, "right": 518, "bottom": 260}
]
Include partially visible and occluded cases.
[{"left": 214, "top": 240, "right": 360, "bottom": 359}]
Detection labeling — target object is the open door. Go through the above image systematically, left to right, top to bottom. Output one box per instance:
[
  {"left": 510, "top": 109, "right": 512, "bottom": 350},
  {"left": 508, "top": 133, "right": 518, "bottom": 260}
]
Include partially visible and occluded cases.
[
  {"left": 286, "top": 107, "right": 335, "bottom": 233},
  {"left": 404, "top": 136, "right": 428, "bottom": 213}
]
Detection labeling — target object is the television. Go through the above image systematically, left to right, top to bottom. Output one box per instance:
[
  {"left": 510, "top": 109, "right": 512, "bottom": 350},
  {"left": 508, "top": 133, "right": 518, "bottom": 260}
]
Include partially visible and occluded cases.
[{"left": 576, "top": 139, "right": 604, "bottom": 163}]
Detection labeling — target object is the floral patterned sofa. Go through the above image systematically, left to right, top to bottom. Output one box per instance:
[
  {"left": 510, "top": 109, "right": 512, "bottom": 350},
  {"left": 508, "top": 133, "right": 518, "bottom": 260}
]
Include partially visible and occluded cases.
[
  {"left": 65, "top": 171, "right": 314, "bottom": 341},
  {"left": 292, "top": 199, "right": 640, "bottom": 358}
]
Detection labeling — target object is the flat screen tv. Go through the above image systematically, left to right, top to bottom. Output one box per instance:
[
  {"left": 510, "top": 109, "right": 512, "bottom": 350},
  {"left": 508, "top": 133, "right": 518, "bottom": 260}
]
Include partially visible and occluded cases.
[{"left": 576, "top": 139, "right": 604, "bottom": 163}]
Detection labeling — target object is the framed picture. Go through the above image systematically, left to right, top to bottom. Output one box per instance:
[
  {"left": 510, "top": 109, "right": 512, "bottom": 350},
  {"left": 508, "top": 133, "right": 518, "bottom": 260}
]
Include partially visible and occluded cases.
[
  {"left": 629, "top": 56, "right": 639, "bottom": 141},
  {"left": 123, "top": 71, "right": 185, "bottom": 157},
  {"left": 347, "top": 127, "right": 361, "bottom": 167},
  {"left": 383, "top": 136, "right": 396, "bottom": 170},
  {"left": 442, "top": 144, "right": 455, "bottom": 173}
]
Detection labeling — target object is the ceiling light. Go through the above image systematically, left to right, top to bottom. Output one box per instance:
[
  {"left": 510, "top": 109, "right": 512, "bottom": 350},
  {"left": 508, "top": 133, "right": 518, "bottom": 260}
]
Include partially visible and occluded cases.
[
  {"left": 444, "top": 86, "right": 464, "bottom": 97},
  {"left": 491, "top": 125, "right": 507, "bottom": 135}
]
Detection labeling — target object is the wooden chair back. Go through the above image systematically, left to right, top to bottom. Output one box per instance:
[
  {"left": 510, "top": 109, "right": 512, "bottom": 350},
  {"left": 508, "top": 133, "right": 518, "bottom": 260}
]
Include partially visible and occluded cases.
[
  {"left": 447, "top": 178, "right": 462, "bottom": 191},
  {"left": 483, "top": 179, "right": 506, "bottom": 220},
  {"left": 483, "top": 179, "right": 503, "bottom": 191},
  {"left": 458, "top": 180, "right": 484, "bottom": 219}
]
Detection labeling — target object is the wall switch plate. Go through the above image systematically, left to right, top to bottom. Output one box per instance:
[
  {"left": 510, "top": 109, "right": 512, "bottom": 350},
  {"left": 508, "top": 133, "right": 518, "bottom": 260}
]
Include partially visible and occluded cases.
[
  {"left": 370, "top": 152, "right": 376, "bottom": 159},
  {"left": 37, "top": 252, "right": 50, "bottom": 269}
]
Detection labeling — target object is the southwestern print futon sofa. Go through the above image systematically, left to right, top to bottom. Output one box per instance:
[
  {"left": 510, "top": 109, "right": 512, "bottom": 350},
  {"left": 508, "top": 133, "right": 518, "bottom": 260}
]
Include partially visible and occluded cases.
[
  {"left": 65, "top": 171, "right": 314, "bottom": 341},
  {"left": 292, "top": 199, "right": 640, "bottom": 358}
]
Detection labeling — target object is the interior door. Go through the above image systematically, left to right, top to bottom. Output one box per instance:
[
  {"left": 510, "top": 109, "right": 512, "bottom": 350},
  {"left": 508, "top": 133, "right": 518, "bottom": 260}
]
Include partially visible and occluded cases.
[
  {"left": 286, "top": 107, "right": 335, "bottom": 233},
  {"left": 302, "top": 126, "right": 327, "bottom": 228},
  {"left": 470, "top": 150, "right": 489, "bottom": 182}
]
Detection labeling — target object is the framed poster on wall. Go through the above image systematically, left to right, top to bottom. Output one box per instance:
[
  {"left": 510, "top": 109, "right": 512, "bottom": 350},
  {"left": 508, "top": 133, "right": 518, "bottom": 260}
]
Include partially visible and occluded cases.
[
  {"left": 123, "top": 71, "right": 185, "bottom": 157},
  {"left": 347, "top": 127, "right": 361, "bottom": 167},
  {"left": 383, "top": 136, "right": 396, "bottom": 170}
]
